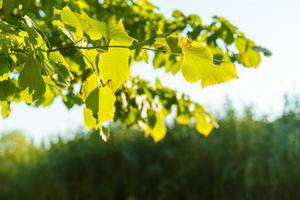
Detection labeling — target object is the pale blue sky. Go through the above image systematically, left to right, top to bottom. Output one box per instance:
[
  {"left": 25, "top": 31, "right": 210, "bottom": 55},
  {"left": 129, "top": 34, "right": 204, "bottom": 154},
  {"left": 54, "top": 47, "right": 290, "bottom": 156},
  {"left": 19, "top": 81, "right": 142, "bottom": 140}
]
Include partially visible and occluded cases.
[{"left": 1, "top": 0, "right": 300, "bottom": 141}]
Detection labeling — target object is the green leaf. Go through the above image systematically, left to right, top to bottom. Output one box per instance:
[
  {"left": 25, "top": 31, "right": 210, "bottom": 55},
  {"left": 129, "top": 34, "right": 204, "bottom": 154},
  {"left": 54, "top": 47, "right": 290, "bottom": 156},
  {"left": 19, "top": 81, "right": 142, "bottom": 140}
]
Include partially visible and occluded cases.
[
  {"left": 60, "top": 6, "right": 83, "bottom": 38},
  {"left": 59, "top": 7, "right": 134, "bottom": 44},
  {"left": 80, "top": 12, "right": 106, "bottom": 41},
  {"left": 106, "top": 20, "right": 135, "bottom": 45},
  {"left": 179, "top": 37, "right": 238, "bottom": 87},
  {"left": 235, "top": 37, "right": 261, "bottom": 67},
  {"left": 99, "top": 41, "right": 131, "bottom": 91},
  {"left": 252, "top": 46, "right": 272, "bottom": 57},
  {"left": 81, "top": 49, "right": 100, "bottom": 72},
  {"left": 139, "top": 49, "right": 149, "bottom": 63},
  {"left": 238, "top": 50, "right": 261, "bottom": 68},
  {"left": 41, "top": 51, "right": 71, "bottom": 85},
  {"left": 153, "top": 53, "right": 166, "bottom": 69},
  {"left": 165, "top": 55, "right": 182, "bottom": 75},
  {"left": 18, "top": 56, "right": 46, "bottom": 99},
  {"left": 0, "top": 58, "right": 11, "bottom": 81},
  {"left": 81, "top": 73, "right": 98, "bottom": 101},
  {"left": 0, "top": 80, "right": 17, "bottom": 101},
  {"left": 37, "top": 85, "right": 56, "bottom": 107},
  {"left": 85, "top": 86, "right": 116, "bottom": 125},
  {"left": 20, "top": 88, "right": 34, "bottom": 104},
  {"left": 0, "top": 101, "right": 10, "bottom": 118},
  {"left": 83, "top": 106, "right": 97, "bottom": 128},
  {"left": 194, "top": 107, "right": 215, "bottom": 137},
  {"left": 145, "top": 109, "right": 168, "bottom": 142},
  {"left": 176, "top": 115, "right": 190, "bottom": 125}
]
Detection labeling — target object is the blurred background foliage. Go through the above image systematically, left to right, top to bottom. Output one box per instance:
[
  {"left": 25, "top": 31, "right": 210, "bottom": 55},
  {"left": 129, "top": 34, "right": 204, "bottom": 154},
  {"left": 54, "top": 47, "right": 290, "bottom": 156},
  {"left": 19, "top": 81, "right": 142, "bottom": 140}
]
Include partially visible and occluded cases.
[{"left": 0, "top": 96, "right": 299, "bottom": 200}]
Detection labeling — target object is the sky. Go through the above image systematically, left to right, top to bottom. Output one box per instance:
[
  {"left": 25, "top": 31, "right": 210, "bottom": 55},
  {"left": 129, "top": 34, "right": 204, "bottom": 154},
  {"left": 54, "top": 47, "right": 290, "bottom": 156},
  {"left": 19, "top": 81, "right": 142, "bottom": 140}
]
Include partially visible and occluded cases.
[{"left": 1, "top": 0, "right": 300, "bottom": 141}]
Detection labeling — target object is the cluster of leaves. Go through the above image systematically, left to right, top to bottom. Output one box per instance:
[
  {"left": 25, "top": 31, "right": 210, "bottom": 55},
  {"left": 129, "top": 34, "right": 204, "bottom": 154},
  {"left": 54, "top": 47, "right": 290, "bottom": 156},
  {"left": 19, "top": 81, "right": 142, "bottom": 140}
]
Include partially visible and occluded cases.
[{"left": 0, "top": 0, "right": 270, "bottom": 141}]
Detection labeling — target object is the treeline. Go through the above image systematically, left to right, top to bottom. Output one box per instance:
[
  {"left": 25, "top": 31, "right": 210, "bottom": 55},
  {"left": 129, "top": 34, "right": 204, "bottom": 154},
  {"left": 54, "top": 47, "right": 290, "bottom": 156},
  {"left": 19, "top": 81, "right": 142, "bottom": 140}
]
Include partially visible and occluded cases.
[{"left": 0, "top": 100, "right": 299, "bottom": 200}]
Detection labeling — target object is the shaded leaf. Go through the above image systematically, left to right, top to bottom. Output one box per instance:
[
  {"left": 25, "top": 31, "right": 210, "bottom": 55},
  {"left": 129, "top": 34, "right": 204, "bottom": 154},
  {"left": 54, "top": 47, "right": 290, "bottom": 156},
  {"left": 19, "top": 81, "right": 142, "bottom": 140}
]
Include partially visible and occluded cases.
[{"left": 18, "top": 56, "right": 46, "bottom": 99}]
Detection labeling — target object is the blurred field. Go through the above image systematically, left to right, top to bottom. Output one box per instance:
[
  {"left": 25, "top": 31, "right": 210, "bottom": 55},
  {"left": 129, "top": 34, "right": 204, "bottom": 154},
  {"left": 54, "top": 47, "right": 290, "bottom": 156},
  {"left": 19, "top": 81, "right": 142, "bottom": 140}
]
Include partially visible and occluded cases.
[{"left": 0, "top": 98, "right": 299, "bottom": 200}]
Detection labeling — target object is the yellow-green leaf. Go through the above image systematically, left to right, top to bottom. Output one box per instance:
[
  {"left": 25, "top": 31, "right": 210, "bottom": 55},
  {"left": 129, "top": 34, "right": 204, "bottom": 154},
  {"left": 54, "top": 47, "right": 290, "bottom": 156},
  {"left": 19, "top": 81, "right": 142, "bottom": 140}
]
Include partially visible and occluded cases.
[
  {"left": 60, "top": 6, "right": 83, "bottom": 38},
  {"left": 81, "top": 12, "right": 106, "bottom": 40},
  {"left": 107, "top": 20, "right": 135, "bottom": 45},
  {"left": 179, "top": 37, "right": 238, "bottom": 87},
  {"left": 235, "top": 37, "right": 261, "bottom": 67},
  {"left": 99, "top": 41, "right": 131, "bottom": 91},
  {"left": 82, "top": 49, "right": 100, "bottom": 71},
  {"left": 238, "top": 50, "right": 261, "bottom": 67},
  {"left": 0, "top": 64, "right": 10, "bottom": 81},
  {"left": 81, "top": 73, "right": 98, "bottom": 101},
  {"left": 37, "top": 85, "right": 56, "bottom": 107},
  {"left": 85, "top": 86, "right": 116, "bottom": 125},
  {"left": 20, "top": 88, "right": 34, "bottom": 104},
  {"left": 0, "top": 101, "right": 10, "bottom": 118},
  {"left": 83, "top": 106, "right": 98, "bottom": 128},
  {"left": 194, "top": 107, "right": 215, "bottom": 137},
  {"left": 146, "top": 109, "right": 168, "bottom": 142},
  {"left": 176, "top": 114, "right": 190, "bottom": 125}
]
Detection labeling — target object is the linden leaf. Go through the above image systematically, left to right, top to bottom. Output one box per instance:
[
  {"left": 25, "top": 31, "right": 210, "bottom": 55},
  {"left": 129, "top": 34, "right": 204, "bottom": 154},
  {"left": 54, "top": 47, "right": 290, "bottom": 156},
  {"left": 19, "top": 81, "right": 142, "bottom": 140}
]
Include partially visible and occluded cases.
[
  {"left": 60, "top": 6, "right": 83, "bottom": 37},
  {"left": 59, "top": 7, "right": 134, "bottom": 45},
  {"left": 81, "top": 12, "right": 106, "bottom": 40},
  {"left": 106, "top": 20, "right": 135, "bottom": 45},
  {"left": 179, "top": 37, "right": 238, "bottom": 87},
  {"left": 235, "top": 37, "right": 261, "bottom": 67},
  {"left": 99, "top": 41, "right": 131, "bottom": 92},
  {"left": 82, "top": 49, "right": 100, "bottom": 71},
  {"left": 238, "top": 50, "right": 261, "bottom": 67},
  {"left": 18, "top": 57, "right": 46, "bottom": 99},
  {"left": 0, "top": 60, "right": 10, "bottom": 81},
  {"left": 81, "top": 73, "right": 98, "bottom": 101},
  {"left": 0, "top": 80, "right": 17, "bottom": 101},
  {"left": 37, "top": 85, "right": 56, "bottom": 107},
  {"left": 85, "top": 86, "right": 116, "bottom": 125},
  {"left": 20, "top": 88, "right": 34, "bottom": 104},
  {"left": 0, "top": 101, "right": 10, "bottom": 118},
  {"left": 83, "top": 106, "right": 97, "bottom": 128},
  {"left": 194, "top": 107, "right": 216, "bottom": 137},
  {"left": 146, "top": 109, "right": 168, "bottom": 142},
  {"left": 176, "top": 114, "right": 190, "bottom": 125}
]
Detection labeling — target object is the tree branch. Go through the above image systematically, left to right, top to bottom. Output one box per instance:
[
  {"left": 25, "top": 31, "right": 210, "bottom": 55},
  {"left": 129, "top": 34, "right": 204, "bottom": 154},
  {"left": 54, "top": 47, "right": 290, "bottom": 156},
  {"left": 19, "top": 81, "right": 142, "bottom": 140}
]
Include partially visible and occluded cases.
[{"left": 45, "top": 43, "right": 182, "bottom": 55}]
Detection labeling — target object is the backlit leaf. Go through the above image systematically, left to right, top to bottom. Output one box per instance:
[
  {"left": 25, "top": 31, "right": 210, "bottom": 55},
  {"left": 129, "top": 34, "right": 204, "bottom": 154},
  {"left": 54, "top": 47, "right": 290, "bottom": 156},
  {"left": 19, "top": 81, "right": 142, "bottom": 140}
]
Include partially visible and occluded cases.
[
  {"left": 61, "top": 6, "right": 83, "bottom": 37},
  {"left": 81, "top": 12, "right": 106, "bottom": 40},
  {"left": 107, "top": 20, "right": 135, "bottom": 45},
  {"left": 180, "top": 37, "right": 238, "bottom": 87},
  {"left": 235, "top": 37, "right": 261, "bottom": 67},
  {"left": 99, "top": 41, "right": 131, "bottom": 91},
  {"left": 0, "top": 61, "right": 10, "bottom": 81},
  {"left": 81, "top": 73, "right": 98, "bottom": 101},
  {"left": 85, "top": 86, "right": 116, "bottom": 125},
  {"left": 0, "top": 101, "right": 10, "bottom": 118},
  {"left": 83, "top": 107, "right": 97, "bottom": 128},
  {"left": 194, "top": 107, "right": 214, "bottom": 137},
  {"left": 146, "top": 109, "right": 168, "bottom": 142}
]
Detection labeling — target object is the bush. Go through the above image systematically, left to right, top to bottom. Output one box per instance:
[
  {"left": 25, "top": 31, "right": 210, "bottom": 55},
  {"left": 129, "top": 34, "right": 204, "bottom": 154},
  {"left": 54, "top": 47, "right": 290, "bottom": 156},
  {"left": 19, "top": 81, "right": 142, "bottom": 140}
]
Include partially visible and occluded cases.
[{"left": 0, "top": 101, "right": 299, "bottom": 200}]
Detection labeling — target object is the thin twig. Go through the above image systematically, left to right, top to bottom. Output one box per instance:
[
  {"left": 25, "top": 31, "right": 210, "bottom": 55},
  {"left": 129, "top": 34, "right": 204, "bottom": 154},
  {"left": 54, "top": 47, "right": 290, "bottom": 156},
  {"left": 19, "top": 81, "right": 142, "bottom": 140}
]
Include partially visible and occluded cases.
[{"left": 46, "top": 43, "right": 183, "bottom": 56}]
